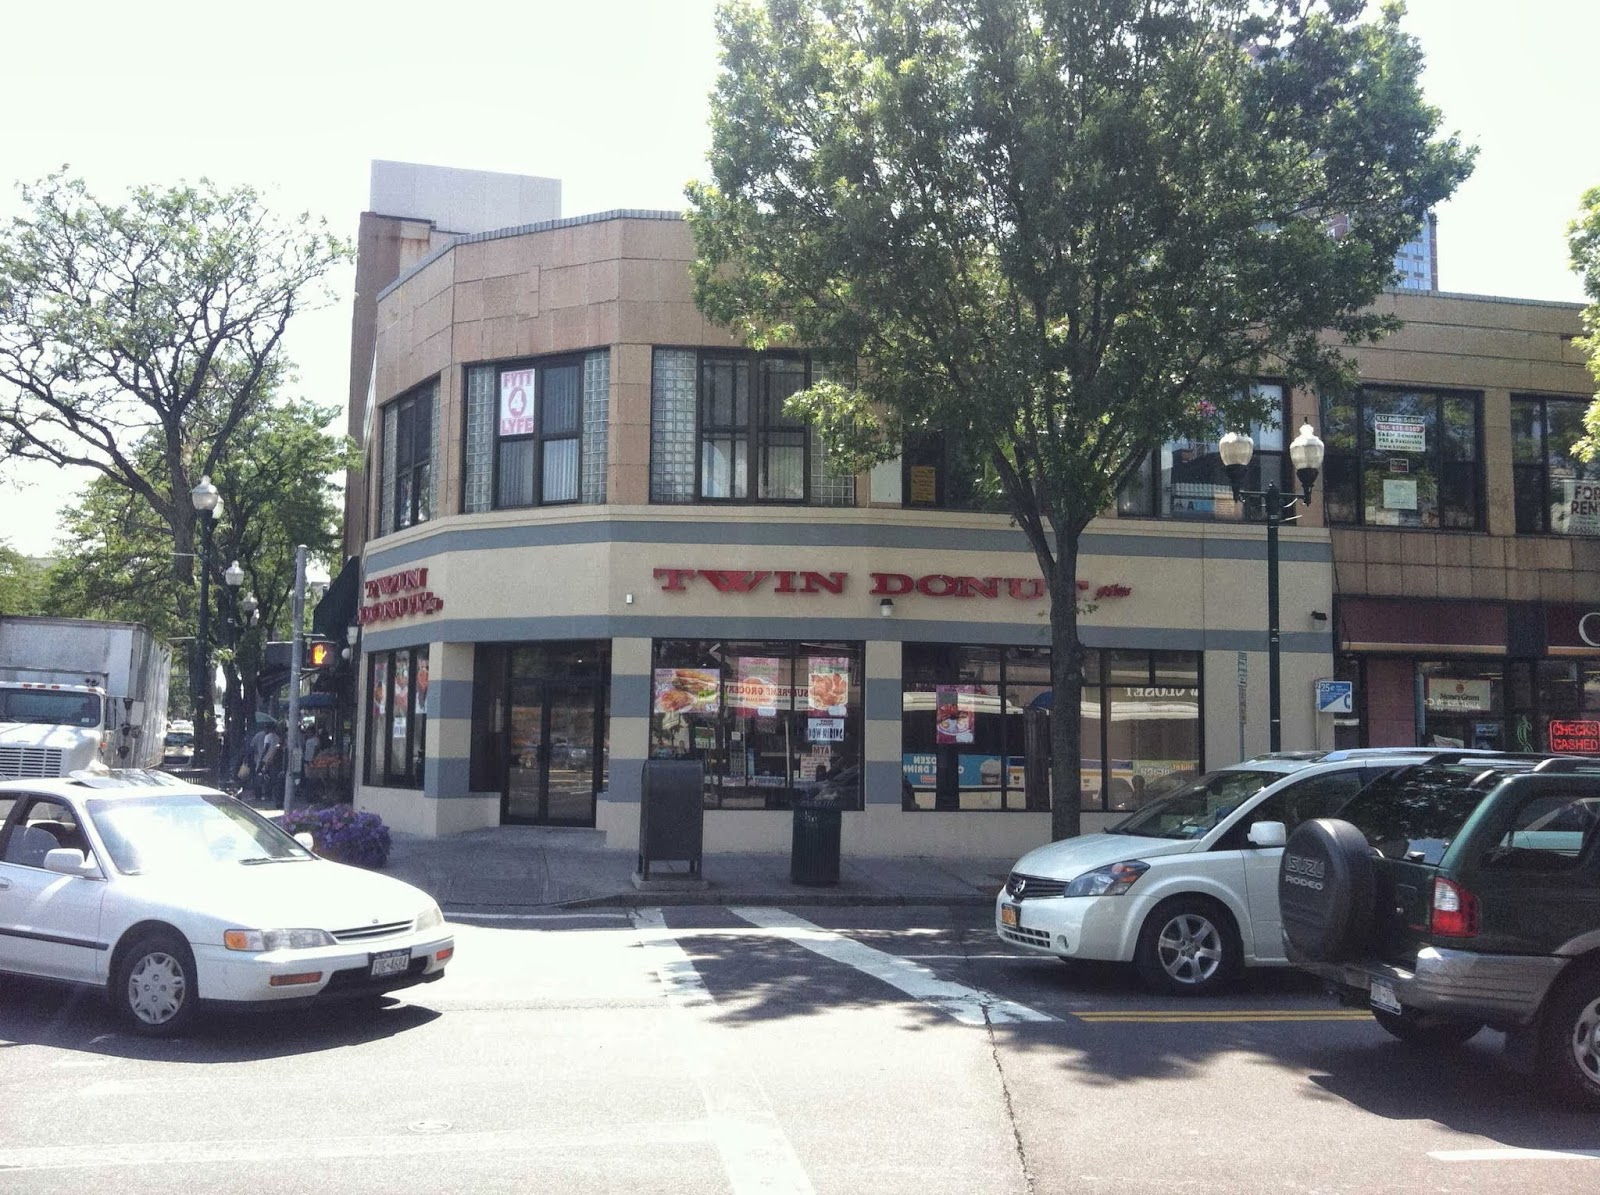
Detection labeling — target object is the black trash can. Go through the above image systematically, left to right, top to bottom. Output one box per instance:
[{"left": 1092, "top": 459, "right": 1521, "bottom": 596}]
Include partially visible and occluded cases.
[{"left": 790, "top": 800, "right": 842, "bottom": 886}]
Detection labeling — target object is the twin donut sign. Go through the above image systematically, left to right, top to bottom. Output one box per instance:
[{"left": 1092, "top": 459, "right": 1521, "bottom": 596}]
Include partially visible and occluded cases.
[
  {"left": 359, "top": 567, "right": 445, "bottom": 625},
  {"left": 652, "top": 567, "right": 1132, "bottom": 603}
]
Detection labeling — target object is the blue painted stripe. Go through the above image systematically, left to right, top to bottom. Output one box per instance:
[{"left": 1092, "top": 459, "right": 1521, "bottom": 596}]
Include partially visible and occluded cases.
[
  {"left": 364, "top": 515, "right": 1332, "bottom": 571},
  {"left": 364, "top": 615, "right": 1331, "bottom": 657},
  {"left": 613, "top": 673, "right": 652, "bottom": 719},
  {"left": 865, "top": 676, "right": 903, "bottom": 720},
  {"left": 433, "top": 678, "right": 473, "bottom": 721},
  {"left": 425, "top": 756, "right": 471, "bottom": 798},
  {"left": 864, "top": 759, "right": 905, "bottom": 805}
]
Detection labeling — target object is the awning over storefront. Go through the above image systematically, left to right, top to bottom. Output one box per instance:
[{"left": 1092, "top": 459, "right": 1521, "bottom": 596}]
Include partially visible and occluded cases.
[
  {"left": 312, "top": 556, "right": 361, "bottom": 643},
  {"left": 1337, "top": 596, "right": 1507, "bottom": 655}
]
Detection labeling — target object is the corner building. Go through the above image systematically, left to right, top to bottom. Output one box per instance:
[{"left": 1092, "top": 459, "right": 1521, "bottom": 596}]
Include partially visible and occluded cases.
[{"left": 351, "top": 204, "right": 1344, "bottom": 859}]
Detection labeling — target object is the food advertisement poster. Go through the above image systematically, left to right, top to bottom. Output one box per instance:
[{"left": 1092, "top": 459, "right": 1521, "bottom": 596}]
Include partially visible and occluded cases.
[
  {"left": 371, "top": 656, "right": 388, "bottom": 722},
  {"left": 731, "top": 657, "right": 781, "bottom": 715},
  {"left": 808, "top": 657, "right": 850, "bottom": 714},
  {"left": 653, "top": 667, "right": 721, "bottom": 715},
  {"left": 935, "top": 684, "right": 976, "bottom": 744},
  {"left": 902, "top": 753, "right": 938, "bottom": 788}
]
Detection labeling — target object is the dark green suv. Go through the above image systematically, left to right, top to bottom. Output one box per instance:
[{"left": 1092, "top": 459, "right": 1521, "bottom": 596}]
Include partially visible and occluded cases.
[{"left": 1276, "top": 756, "right": 1600, "bottom": 1108}]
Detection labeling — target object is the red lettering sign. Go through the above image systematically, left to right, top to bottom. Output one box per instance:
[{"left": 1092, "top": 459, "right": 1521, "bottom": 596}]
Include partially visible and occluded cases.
[
  {"left": 359, "top": 566, "right": 444, "bottom": 626},
  {"left": 655, "top": 567, "right": 1128, "bottom": 603},
  {"left": 1549, "top": 719, "right": 1600, "bottom": 754}
]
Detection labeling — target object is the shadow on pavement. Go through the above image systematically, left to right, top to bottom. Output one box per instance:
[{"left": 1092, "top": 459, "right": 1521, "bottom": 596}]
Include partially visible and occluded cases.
[{"left": 0, "top": 973, "right": 440, "bottom": 1061}]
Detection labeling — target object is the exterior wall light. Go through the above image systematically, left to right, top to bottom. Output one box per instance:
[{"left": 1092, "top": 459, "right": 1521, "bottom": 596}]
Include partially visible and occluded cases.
[{"left": 879, "top": 597, "right": 895, "bottom": 617}]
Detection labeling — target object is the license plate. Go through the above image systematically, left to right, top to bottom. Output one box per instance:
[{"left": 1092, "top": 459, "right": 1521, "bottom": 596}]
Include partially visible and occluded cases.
[
  {"left": 1000, "top": 904, "right": 1020, "bottom": 928},
  {"left": 370, "top": 948, "right": 411, "bottom": 978},
  {"left": 1370, "top": 978, "right": 1402, "bottom": 1014}
]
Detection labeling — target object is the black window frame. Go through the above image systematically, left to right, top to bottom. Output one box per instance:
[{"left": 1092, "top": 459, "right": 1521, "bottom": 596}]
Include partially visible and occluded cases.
[
  {"left": 696, "top": 350, "right": 811, "bottom": 504},
  {"left": 487, "top": 355, "right": 585, "bottom": 511},
  {"left": 1115, "top": 381, "right": 1291, "bottom": 522},
  {"left": 387, "top": 383, "right": 435, "bottom": 532},
  {"left": 1320, "top": 385, "right": 1484, "bottom": 531},
  {"left": 1511, "top": 393, "right": 1600, "bottom": 537}
]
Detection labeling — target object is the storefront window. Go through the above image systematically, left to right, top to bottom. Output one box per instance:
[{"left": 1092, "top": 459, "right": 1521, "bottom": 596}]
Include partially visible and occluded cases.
[
  {"left": 1321, "top": 387, "right": 1482, "bottom": 529},
  {"left": 1512, "top": 395, "right": 1599, "bottom": 536},
  {"left": 650, "top": 639, "right": 863, "bottom": 809},
  {"left": 902, "top": 644, "right": 1201, "bottom": 812},
  {"left": 364, "top": 646, "right": 427, "bottom": 788},
  {"left": 1417, "top": 659, "right": 1505, "bottom": 749}
]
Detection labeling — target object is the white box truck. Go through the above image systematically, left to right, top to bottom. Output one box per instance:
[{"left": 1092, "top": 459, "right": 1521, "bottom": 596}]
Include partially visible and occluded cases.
[{"left": 0, "top": 616, "right": 173, "bottom": 778}]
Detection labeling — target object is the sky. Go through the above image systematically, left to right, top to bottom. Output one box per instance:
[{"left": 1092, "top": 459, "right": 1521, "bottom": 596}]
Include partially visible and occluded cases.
[{"left": 1, "top": 0, "right": 1594, "bottom": 557}]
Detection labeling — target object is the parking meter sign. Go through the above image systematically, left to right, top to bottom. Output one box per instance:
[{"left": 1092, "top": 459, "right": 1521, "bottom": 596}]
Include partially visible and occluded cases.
[{"left": 1315, "top": 679, "right": 1353, "bottom": 715}]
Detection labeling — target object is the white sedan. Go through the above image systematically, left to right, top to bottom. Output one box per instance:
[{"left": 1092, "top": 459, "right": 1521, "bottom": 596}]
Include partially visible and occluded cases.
[{"left": 0, "top": 772, "right": 453, "bottom": 1036}]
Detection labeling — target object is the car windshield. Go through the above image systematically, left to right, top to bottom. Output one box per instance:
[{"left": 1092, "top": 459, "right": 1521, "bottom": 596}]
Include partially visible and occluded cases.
[
  {"left": 164, "top": 732, "right": 193, "bottom": 747},
  {"left": 1108, "top": 770, "right": 1282, "bottom": 840},
  {"left": 86, "top": 793, "right": 314, "bottom": 875}
]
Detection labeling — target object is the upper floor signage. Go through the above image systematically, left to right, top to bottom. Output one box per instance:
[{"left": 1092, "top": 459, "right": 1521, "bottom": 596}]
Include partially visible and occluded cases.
[
  {"left": 359, "top": 566, "right": 445, "bottom": 625},
  {"left": 652, "top": 567, "right": 1132, "bottom": 603},
  {"left": 1545, "top": 605, "right": 1600, "bottom": 654}
]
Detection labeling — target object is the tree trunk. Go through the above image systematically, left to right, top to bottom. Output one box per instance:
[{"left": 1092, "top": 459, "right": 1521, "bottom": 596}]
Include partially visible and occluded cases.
[{"left": 1048, "top": 537, "right": 1085, "bottom": 841}]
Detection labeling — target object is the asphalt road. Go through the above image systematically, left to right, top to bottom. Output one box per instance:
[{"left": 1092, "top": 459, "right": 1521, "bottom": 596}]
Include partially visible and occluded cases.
[{"left": 3, "top": 906, "right": 1599, "bottom": 1193}]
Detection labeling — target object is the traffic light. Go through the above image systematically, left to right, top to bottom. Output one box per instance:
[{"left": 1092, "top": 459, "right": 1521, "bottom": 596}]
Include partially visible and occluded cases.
[{"left": 304, "top": 640, "right": 335, "bottom": 669}]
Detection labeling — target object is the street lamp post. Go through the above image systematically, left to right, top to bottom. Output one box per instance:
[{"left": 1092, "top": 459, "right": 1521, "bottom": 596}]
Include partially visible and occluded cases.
[
  {"left": 1220, "top": 423, "right": 1326, "bottom": 754},
  {"left": 189, "top": 476, "right": 222, "bottom": 774},
  {"left": 222, "top": 560, "right": 245, "bottom": 772}
]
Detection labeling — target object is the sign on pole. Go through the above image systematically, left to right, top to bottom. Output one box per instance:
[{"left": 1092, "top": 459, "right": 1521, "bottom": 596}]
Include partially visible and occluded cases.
[{"left": 1314, "top": 679, "right": 1354, "bottom": 715}]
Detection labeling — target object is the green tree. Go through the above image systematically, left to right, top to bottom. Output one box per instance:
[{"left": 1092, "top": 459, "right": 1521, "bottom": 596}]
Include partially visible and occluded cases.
[
  {"left": 690, "top": 0, "right": 1474, "bottom": 838},
  {"left": 0, "top": 173, "right": 349, "bottom": 769},
  {"left": 1569, "top": 186, "right": 1600, "bottom": 459},
  {"left": 41, "top": 399, "right": 353, "bottom": 758},
  {"left": 0, "top": 539, "right": 47, "bottom": 614}
]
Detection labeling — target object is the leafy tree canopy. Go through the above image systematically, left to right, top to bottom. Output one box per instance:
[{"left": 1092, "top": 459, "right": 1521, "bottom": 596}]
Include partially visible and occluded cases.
[
  {"left": 690, "top": 0, "right": 1474, "bottom": 838},
  {"left": 0, "top": 172, "right": 350, "bottom": 766},
  {"left": 1569, "top": 186, "right": 1600, "bottom": 459}
]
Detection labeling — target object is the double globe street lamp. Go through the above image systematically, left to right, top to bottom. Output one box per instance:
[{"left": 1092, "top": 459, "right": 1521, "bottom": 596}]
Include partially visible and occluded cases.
[
  {"left": 1219, "top": 422, "right": 1327, "bottom": 753},
  {"left": 190, "top": 474, "right": 253, "bottom": 777}
]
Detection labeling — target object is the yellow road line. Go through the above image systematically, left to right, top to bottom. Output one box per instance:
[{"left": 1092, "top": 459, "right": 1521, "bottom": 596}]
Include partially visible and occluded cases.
[{"left": 1068, "top": 1017, "right": 1369, "bottom": 1023}]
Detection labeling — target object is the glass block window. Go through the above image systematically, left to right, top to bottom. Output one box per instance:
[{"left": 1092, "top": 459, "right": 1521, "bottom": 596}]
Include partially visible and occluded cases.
[
  {"left": 650, "top": 347, "right": 856, "bottom": 507},
  {"left": 651, "top": 348, "right": 699, "bottom": 503},
  {"left": 581, "top": 349, "right": 609, "bottom": 504},
  {"left": 461, "top": 352, "right": 607, "bottom": 511},
  {"left": 463, "top": 365, "right": 496, "bottom": 514},
  {"left": 379, "top": 403, "right": 397, "bottom": 536}
]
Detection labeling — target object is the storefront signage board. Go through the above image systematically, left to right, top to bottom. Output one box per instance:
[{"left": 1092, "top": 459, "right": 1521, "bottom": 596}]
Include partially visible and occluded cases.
[
  {"left": 1373, "top": 414, "right": 1427, "bottom": 453},
  {"left": 359, "top": 567, "right": 444, "bottom": 625},
  {"left": 652, "top": 567, "right": 1132, "bottom": 603},
  {"left": 1424, "top": 677, "right": 1493, "bottom": 712},
  {"left": 1549, "top": 718, "right": 1600, "bottom": 754}
]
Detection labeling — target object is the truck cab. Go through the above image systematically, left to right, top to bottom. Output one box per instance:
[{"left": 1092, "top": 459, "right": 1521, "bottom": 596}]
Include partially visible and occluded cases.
[{"left": 0, "top": 682, "right": 110, "bottom": 778}]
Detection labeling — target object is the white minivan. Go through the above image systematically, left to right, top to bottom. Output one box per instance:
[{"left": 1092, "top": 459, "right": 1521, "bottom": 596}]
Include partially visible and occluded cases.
[{"left": 996, "top": 748, "right": 1505, "bottom": 994}]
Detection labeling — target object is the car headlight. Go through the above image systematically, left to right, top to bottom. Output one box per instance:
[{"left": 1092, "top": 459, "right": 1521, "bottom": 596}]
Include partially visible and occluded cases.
[
  {"left": 1063, "top": 860, "right": 1150, "bottom": 897},
  {"left": 415, "top": 903, "right": 444, "bottom": 931},
  {"left": 224, "top": 928, "right": 337, "bottom": 951}
]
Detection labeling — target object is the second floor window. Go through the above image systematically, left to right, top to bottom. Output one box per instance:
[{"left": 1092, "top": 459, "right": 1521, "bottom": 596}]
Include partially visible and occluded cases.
[
  {"left": 651, "top": 348, "right": 855, "bottom": 506},
  {"left": 463, "top": 351, "right": 610, "bottom": 512},
  {"left": 379, "top": 380, "right": 437, "bottom": 536},
  {"left": 1117, "top": 383, "right": 1286, "bottom": 520},
  {"left": 1321, "top": 387, "right": 1481, "bottom": 531},
  {"left": 1512, "top": 395, "right": 1600, "bottom": 536}
]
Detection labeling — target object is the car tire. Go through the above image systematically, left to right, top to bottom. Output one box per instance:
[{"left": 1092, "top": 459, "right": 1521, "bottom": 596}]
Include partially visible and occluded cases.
[
  {"left": 1278, "top": 818, "right": 1378, "bottom": 963},
  {"left": 1134, "top": 897, "right": 1241, "bottom": 996},
  {"left": 113, "top": 930, "right": 199, "bottom": 1037},
  {"left": 1541, "top": 969, "right": 1600, "bottom": 1109},
  {"left": 1372, "top": 1007, "right": 1483, "bottom": 1049}
]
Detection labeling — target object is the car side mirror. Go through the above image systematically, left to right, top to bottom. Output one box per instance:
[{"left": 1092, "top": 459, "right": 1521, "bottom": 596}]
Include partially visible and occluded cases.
[
  {"left": 1247, "top": 820, "right": 1287, "bottom": 848},
  {"left": 294, "top": 832, "right": 316, "bottom": 851},
  {"left": 43, "top": 848, "right": 103, "bottom": 879}
]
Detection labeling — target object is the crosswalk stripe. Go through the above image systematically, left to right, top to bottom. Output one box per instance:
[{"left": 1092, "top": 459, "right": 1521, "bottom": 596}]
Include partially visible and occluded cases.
[
  {"left": 728, "top": 907, "right": 1056, "bottom": 1026},
  {"left": 1073, "top": 1010, "right": 1372, "bottom": 1022}
]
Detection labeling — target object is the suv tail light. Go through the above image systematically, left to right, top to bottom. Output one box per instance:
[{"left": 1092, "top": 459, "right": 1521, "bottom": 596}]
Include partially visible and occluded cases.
[{"left": 1431, "top": 877, "right": 1479, "bottom": 938}]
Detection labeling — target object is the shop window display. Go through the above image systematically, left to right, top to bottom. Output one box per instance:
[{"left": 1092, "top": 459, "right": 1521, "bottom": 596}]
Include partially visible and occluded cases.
[
  {"left": 650, "top": 639, "right": 863, "bottom": 809},
  {"left": 901, "top": 644, "right": 1201, "bottom": 812}
]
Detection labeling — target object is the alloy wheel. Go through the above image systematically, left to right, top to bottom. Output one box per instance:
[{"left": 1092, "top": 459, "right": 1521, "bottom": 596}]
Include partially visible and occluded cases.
[{"left": 1155, "top": 913, "right": 1223, "bottom": 985}]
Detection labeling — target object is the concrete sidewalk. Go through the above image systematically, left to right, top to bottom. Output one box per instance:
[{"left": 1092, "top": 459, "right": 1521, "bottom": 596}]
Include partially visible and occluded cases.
[{"left": 378, "top": 826, "right": 1014, "bottom": 912}]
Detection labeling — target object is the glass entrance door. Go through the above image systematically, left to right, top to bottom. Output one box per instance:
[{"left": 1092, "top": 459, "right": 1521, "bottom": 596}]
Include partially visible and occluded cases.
[{"left": 503, "top": 678, "right": 599, "bottom": 826}]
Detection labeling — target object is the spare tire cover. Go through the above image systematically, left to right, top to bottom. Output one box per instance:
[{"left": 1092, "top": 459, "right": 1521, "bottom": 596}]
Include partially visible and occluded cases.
[{"left": 1279, "top": 818, "right": 1377, "bottom": 963}]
